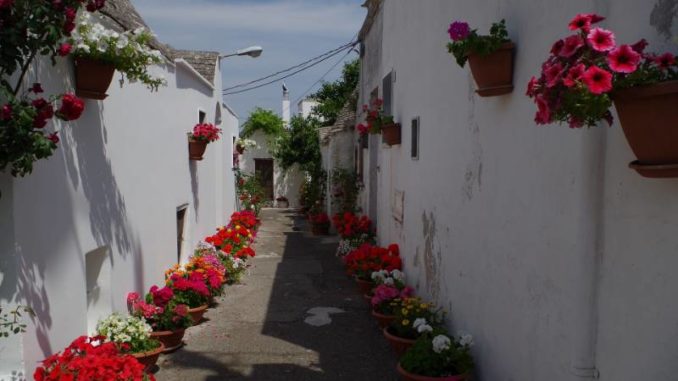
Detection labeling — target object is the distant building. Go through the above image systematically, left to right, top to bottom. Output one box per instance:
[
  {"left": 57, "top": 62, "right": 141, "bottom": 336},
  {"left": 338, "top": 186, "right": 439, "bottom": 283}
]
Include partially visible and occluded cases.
[{"left": 298, "top": 98, "right": 320, "bottom": 119}]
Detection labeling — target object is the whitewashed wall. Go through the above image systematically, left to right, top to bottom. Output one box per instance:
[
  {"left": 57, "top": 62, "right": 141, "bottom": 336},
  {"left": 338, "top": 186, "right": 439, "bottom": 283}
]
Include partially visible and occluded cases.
[
  {"left": 360, "top": 1, "right": 678, "bottom": 380},
  {"left": 0, "top": 53, "right": 237, "bottom": 378}
]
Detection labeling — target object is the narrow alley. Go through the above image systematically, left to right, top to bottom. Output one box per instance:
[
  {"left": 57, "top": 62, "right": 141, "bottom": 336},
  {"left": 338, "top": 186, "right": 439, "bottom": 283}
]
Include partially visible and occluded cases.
[{"left": 156, "top": 209, "right": 397, "bottom": 380}]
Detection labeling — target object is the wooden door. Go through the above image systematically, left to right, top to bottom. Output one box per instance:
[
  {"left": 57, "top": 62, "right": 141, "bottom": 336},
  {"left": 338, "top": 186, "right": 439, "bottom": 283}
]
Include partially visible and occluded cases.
[{"left": 255, "top": 158, "right": 274, "bottom": 201}]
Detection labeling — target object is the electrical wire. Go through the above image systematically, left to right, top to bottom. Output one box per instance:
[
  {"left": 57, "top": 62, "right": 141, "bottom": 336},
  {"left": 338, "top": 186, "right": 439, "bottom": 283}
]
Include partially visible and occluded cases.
[
  {"left": 222, "top": 40, "right": 357, "bottom": 93},
  {"left": 223, "top": 42, "right": 357, "bottom": 96},
  {"left": 292, "top": 47, "right": 356, "bottom": 105}
]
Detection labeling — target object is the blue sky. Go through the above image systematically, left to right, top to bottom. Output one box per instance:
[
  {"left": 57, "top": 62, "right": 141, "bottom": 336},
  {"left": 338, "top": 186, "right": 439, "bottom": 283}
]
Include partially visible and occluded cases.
[{"left": 132, "top": 0, "right": 366, "bottom": 123}]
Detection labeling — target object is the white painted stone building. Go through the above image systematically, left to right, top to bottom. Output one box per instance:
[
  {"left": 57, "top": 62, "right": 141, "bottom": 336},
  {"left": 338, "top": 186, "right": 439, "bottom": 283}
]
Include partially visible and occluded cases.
[
  {"left": 0, "top": 1, "right": 239, "bottom": 378},
  {"left": 356, "top": 1, "right": 678, "bottom": 380}
]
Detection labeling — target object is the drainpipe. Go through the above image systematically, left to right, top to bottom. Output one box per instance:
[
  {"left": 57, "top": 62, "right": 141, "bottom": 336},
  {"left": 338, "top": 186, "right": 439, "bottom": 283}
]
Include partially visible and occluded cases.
[{"left": 570, "top": 126, "right": 606, "bottom": 379}]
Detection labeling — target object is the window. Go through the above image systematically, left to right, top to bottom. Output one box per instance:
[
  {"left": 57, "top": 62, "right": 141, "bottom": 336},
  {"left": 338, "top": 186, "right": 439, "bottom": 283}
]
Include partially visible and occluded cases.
[
  {"left": 382, "top": 72, "right": 393, "bottom": 116},
  {"left": 198, "top": 110, "right": 206, "bottom": 124},
  {"left": 411, "top": 117, "right": 420, "bottom": 160},
  {"left": 176, "top": 204, "right": 189, "bottom": 263},
  {"left": 85, "top": 247, "right": 111, "bottom": 334}
]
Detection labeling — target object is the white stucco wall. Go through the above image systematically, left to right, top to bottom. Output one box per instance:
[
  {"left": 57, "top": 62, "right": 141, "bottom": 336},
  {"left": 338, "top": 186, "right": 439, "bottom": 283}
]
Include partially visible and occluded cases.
[
  {"left": 360, "top": 1, "right": 678, "bottom": 381},
  {"left": 0, "top": 52, "right": 237, "bottom": 378},
  {"left": 322, "top": 129, "right": 356, "bottom": 217}
]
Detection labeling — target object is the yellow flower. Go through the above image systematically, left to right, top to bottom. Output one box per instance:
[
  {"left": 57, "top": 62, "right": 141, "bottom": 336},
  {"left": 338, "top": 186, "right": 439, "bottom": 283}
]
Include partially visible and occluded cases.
[
  {"left": 420, "top": 303, "right": 428, "bottom": 309},
  {"left": 401, "top": 309, "right": 408, "bottom": 316},
  {"left": 402, "top": 319, "right": 410, "bottom": 326}
]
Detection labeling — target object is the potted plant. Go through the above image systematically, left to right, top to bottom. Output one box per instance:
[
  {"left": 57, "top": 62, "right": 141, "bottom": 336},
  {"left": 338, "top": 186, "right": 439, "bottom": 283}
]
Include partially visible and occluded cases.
[
  {"left": 70, "top": 12, "right": 166, "bottom": 99},
  {"left": 527, "top": 13, "right": 678, "bottom": 177},
  {"left": 447, "top": 20, "right": 514, "bottom": 96},
  {"left": 359, "top": 98, "right": 401, "bottom": 145},
  {"left": 187, "top": 123, "right": 221, "bottom": 160},
  {"left": 235, "top": 137, "right": 257, "bottom": 154},
  {"left": 309, "top": 212, "right": 331, "bottom": 235},
  {"left": 333, "top": 212, "right": 375, "bottom": 257},
  {"left": 343, "top": 243, "right": 402, "bottom": 294},
  {"left": 165, "top": 272, "right": 211, "bottom": 324},
  {"left": 371, "top": 280, "right": 414, "bottom": 329},
  {"left": 128, "top": 289, "right": 192, "bottom": 352},
  {"left": 384, "top": 297, "right": 443, "bottom": 357},
  {"left": 96, "top": 313, "right": 164, "bottom": 371},
  {"left": 398, "top": 332, "right": 474, "bottom": 381},
  {"left": 34, "top": 335, "right": 155, "bottom": 381}
]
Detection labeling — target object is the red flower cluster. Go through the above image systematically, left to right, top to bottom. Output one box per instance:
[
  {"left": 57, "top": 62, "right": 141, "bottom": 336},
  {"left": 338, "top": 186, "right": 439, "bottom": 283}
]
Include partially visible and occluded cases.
[
  {"left": 527, "top": 13, "right": 678, "bottom": 128},
  {"left": 57, "top": 93, "right": 85, "bottom": 121},
  {"left": 357, "top": 98, "right": 394, "bottom": 135},
  {"left": 189, "top": 123, "right": 221, "bottom": 143},
  {"left": 230, "top": 210, "right": 259, "bottom": 230},
  {"left": 205, "top": 211, "right": 257, "bottom": 256},
  {"left": 333, "top": 212, "right": 372, "bottom": 239},
  {"left": 309, "top": 213, "right": 330, "bottom": 225},
  {"left": 343, "top": 243, "right": 402, "bottom": 280},
  {"left": 168, "top": 272, "right": 210, "bottom": 298},
  {"left": 34, "top": 336, "right": 154, "bottom": 381}
]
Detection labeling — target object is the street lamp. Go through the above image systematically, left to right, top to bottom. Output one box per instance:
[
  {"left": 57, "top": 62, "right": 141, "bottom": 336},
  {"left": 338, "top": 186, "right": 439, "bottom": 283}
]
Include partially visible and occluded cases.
[{"left": 220, "top": 46, "right": 263, "bottom": 59}]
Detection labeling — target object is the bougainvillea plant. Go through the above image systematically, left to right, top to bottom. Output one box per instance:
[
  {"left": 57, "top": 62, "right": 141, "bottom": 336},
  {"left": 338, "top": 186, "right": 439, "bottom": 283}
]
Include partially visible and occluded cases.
[
  {"left": 0, "top": 0, "right": 100, "bottom": 179},
  {"left": 527, "top": 13, "right": 678, "bottom": 128},
  {"left": 446, "top": 19, "right": 509, "bottom": 67},
  {"left": 356, "top": 98, "right": 393, "bottom": 135},
  {"left": 188, "top": 123, "right": 221, "bottom": 143},
  {"left": 343, "top": 243, "right": 402, "bottom": 281},
  {"left": 33, "top": 335, "right": 155, "bottom": 381}
]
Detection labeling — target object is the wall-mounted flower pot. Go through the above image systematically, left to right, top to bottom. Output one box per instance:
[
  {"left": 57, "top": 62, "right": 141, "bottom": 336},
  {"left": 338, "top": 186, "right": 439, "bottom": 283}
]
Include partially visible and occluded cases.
[
  {"left": 467, "top": 42, "right": 515, "bottom": 97},
  {"left": 74, "top": 58, "right": 116, "bottom": 100},
  {"left": 613, "top": 80, "right": 678, "bottom": 178},
  {"left": 382, "top": 123, "right": 401, "bottom": 146},
  {"left": 189, "top": 140, "right": 208, "bottom": 160},
  {"left": 236, "top": 144, "right": 245, "bottom": 154},
  {"left": 396, "top": 363, "right": 470, "bottom": 381}
]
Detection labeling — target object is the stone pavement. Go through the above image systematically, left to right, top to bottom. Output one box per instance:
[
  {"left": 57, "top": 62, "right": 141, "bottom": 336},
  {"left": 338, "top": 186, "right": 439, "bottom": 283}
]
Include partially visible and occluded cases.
[{"left": 155, "top": 208, "right": 397, "bottom": 380}]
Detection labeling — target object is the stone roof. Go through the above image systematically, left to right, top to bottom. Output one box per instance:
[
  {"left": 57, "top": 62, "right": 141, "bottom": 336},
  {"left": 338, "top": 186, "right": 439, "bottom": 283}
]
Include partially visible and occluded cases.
[
  {"left": 359, "top": 0, "right": 383, "bottom": 40},
  {"left": 172, "top": 50, "right": 220, "bottom": 83},
  {"left": 319, "top": 96, "right": 357, "bottom": 145}
]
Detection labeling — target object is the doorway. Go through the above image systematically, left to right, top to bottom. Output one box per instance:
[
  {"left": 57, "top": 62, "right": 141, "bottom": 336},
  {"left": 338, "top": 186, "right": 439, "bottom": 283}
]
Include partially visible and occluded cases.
[{"left": 255, "top": 158, "right": 275, "bottom": 201}]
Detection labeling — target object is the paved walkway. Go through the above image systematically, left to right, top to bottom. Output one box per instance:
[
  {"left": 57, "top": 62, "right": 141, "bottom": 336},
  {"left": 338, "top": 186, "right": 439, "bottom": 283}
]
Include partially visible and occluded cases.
[{"left": 156, "top": 209, "right": 397, "bottom": 380}]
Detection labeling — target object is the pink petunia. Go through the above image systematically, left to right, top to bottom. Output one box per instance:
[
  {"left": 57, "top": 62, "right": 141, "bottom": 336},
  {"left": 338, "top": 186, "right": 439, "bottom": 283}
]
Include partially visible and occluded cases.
[
  {"left": 567, "top": 13, "right": 605, "bottom": 32},
  {"left": 587, "top": 28, "right": 616, "bottom": 52},
  {"left": 560, "top": 35, "right": 585, "bottom": 58},
  {"left": 607, "top": 45, "right": 641, "bottom": 73},
  {"left": 655, "top": 52, "right": 676, "bottom": 70},
  {"left": 543, "top": 62, "right": 564, "bottom": 88},
  {"left": 563, "top": 64, "right": 586, "bottom": 87},
  {"left": 582, "top": 66, "right": 612, "bottom": 94},
  {"left": 526, "top": 76, "right": 539, "bottom": 97},
  {"left": 535, "top": 96, "right": 552, "bottom": 125}
]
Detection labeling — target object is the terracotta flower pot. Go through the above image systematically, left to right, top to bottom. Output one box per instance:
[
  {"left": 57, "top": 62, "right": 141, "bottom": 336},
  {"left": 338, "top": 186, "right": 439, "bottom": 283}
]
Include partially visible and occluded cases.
[
  {"left": 467, "top": 42, "right": 515, "bottom": 97},
  {"left": 74, "top": 57, "right": 116, "bottom": 100},
  {"left": 612, "top": 80, "right": 678, "bottom": 178},
  {"left": 382, "top": 123, "right": 402, "bottom": 146},
  {"left": 189, "top": 140, "right": 208, "bottom": 160},
  {"left": 236, "top": 144, "right": 245, "bottom": 154},
  {"left": 311, "top": 223, "right": 330, "bottom": 235},
  {"left": 355, "top": 278, "right": 374, "bottom": 295},
  {"left": 188, "top": 304, "right": 208, "bottom": 324},
  {"left": 371, "top": 309, "right": 395, "bottom": 329},
  {"left": 383, "top": 327, "right": 416, "bottom": 357},
  {"left": 150, "top": 329, "right": 185, "bottom": 352},
  {"left": 131, "top": 342, "right": 165, "bottom": 371},
  {"left": 396, "top": 363, "right": 470, "bottom": 381}
]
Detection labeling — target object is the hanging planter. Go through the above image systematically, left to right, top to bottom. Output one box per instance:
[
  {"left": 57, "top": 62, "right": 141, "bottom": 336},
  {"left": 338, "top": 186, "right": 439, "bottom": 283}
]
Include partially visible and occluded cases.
[
  {"left": 447, "top": 20, "right": 514, "bottom": 97},
  {"left": 467, "top": 42, "right": 515, "bottom": 96},
  {"left": 74, "top": 58, "right": 116, "bottom": 100},
  {"left": 613, "top": 80, "right": 678, "bottom": 178},
  {"left": 187, "top": 123, "right": 222, "bottom": 161},
  {"left": 382, "top": 123, "right": 402, "bottom": 145},
  {"left": 188, "top": 139, "right": 208, "bottom": 160},
  {"left": 236, "top": 144, "right": 245, "bottom": 154}
]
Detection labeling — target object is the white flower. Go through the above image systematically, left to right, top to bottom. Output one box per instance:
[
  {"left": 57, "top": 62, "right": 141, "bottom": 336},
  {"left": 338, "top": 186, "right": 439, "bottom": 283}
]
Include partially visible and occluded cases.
[
  {"left": 116, "top": 34, "right": 129, "bottom": 50},
  {"left": 76, "top": 43, "right": 90, "bottom": 54},
  {"left": 391, "top": 269, "right": 405, "bottom": 282},
  {"left": 383, "top": 277, "right": 395, "bottom": 286},
  {"left": 413, "top": 318, "right": 427, "bottom": 329},
  {"left": 417, "top": 324, "right": 433, "bottom": 333},
  {"left": 458, "top": 333, "right": 474, "bottom": 347},
  {"left": 432, "top": 335, "right": 451, "bottom": 354}
]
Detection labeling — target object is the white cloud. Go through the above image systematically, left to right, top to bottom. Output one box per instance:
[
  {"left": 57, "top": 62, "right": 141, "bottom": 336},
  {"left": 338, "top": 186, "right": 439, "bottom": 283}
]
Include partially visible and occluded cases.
[{"left": 134, "top": 0, "right": 365, "bottom": 37}]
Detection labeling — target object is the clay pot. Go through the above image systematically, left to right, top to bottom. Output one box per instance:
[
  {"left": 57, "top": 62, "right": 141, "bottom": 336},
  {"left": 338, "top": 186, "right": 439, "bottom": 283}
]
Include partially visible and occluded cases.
[
  {"left": 467, "top": 42, "right": 515, "bottom": 97},
  {"left": 74, "top": 58, "right": 116, "bottom": 100},
  {"left": 613, "top": 80, "right": 678, "bottom": 178},
  {"left": 382, "top": 123, "right": 402, "bottom": 146},
  {"left": 189, "top": 140, "right": 208, "bottom": 160},
  {"left": 236, "top": 144, "right": 245, "bottom": 154},
  {"left": 311, "top": 223, "right": 330, "bottom": 235},
  {"left": 355, "top": 278, "right": 374, "bottom": 295},
  {"left": 188, "top": 304, "right": 208, "bottom": 324},
  {"left": 371, "top": 309, "right": 395, "bottom": 329},
  {"left": 383, "top": 327, "right": 416, "bottom": 357},
  {"left": 150, "top": 329, "right": 185, "bottom": 352},
  {"left": 131, "top": 342, "right": 165, "bottom": 371},
  {"left": 396, "top": 363, "right": 470, "bottom": 381}
]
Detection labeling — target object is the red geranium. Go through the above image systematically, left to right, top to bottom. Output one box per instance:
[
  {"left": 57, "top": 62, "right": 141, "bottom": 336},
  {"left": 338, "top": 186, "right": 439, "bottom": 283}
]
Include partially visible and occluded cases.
[
  {"left": 56, "top": 93, "right": 84, "bottom": 121},
  {"left": 189, "top": 123, "right": 221, "bottom": 143},
  {"left": 332, "top": 212, "right": 373, "bottom": 240},
  {"left": 343, "top": 243, "right": 402, "bottom": 280},
  {"left": 34, "top": 336, "right": 154, "bottom": 381}
]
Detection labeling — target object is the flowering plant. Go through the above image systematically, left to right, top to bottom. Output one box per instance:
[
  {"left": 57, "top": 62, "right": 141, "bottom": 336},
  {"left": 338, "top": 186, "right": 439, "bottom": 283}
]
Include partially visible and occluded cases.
[
  {"left": 70, "top": 12, "right": 166, "bottom": 91},
  {"left": 527, "top": 13, "right": 678, "bottom": 128},
  {"left": 446, "top": 20, "right": 509, "bottom": 67},
  {"left": 357, "top": 98, "right": 394, "bottom": 135},
  {"left": 188, "top": 123, "right": 221, "bottom": 143},
  {"left": 235, "top": 137, "right": 257, "bottom": 150},
  {"left": 309, "top": 212, "right": 330, "bottom": 226},
  {"left": 332, "top": 212, "right": 373, "bottom": 240},
  {"left": 336, "top": 234, "right": 375, "bottom": 257},
  {"left": 343, "top": 243, "right": 402, "bottom": 280},
  {"left": 221, "top": 253, "right": 248, "bottom": 285},
  {"left": 167, "top": 255, "right": 226, "bottom": 297},
  {"left": 371, "top": 269, "right": 406, "bottom": 288},
  {"left": 165, "top": 272, "right": 210, "bottom": 308},
  {"left": 371, "top": 285, "right": 414, "bottom": 315},
  {"left": 127, "top": 289, "right": 192, "bottom": 331},
  {"left": 388, "top": 297, "right": 444, "bottom": 340},
  {"left": 96, "top": 313, "right": 160, "bottom": 354},
  {"left": 400, "top": 332, "right": 474, "bottom": 378},
  {"left": 33, "top": 335, "right": 155, "bottom": 381}
]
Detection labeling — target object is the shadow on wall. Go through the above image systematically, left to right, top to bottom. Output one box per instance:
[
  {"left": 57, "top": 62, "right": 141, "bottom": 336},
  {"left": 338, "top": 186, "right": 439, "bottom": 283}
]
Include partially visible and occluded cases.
[
  {"left": 650, "top": 0, "right": 678, "bottom": 40},
  {"left": 176, "top": 65, "right": 213, "bottom": 98},
  {"left": 190, "top": 161, "right": 199, "bottom": 220}
]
